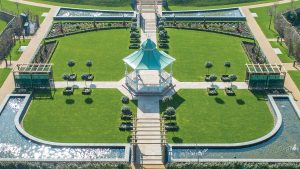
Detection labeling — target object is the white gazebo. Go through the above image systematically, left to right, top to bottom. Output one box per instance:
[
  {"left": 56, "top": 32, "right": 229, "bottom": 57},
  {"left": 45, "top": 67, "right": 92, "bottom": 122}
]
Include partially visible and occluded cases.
[{"left": 123, "top": 39, "right": 176, "bottom": 94}]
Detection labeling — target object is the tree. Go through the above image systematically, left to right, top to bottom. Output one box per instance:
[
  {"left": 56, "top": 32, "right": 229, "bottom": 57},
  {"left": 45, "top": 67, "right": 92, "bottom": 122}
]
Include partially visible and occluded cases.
[
  {"left": 268, "top": 4, "right": 277, "bottom": 30},
  {"left": 288, "top": 10, "right": 298, "bottom": 25},
  {"left": 67, "top": 60, "right": 75, "bottom": 74},
  {"left": 86, "top": 60, "right": 92, "bottom": 74},
  {"left": 205, "top": 61, "right": 213, "bottom": 74},
  {"left": 224, "top": 61, "right": 231, "bottom": 74},
  {"left": 62, "top": 74, "right": 70, "bottom": 87},
  {"left": 229, "top": 74, "right": 237, "bottom": 88},
  {"left": 162, "top": 95, "right": 173, "bottom": 107},
  {"left": 121, "top": 96, "right": 130, "bottom": 104},
  {"left": 165, "top": 107, "right": 175, "bottom": 115}
]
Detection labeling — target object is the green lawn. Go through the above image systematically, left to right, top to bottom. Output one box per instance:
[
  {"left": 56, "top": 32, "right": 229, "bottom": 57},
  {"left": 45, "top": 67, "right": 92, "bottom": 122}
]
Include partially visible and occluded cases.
[
  {"left": 2, "top": 0, "right": 49, "bottom": 22},
  {"left": 27, "top": 0, "right": 133, "bottom": 10},
  {"left": 165, "top": 0, "right": 275, "bottom": 11},
  {"left": 250, "top": 1, "right": 300, "bottom": 38},
  {"left": 0, "top": 19, "right": 7, "bottom": 33},
  {"left": 50, "top": 29, "right": 134, "bottom": 81},
  {"left": 166, "top": 29, "right": 250, "bottom": 82},
  {"left": 8, "top": 39, "right": 30, "bottom": 61},
  {"left": 270, "top": 41, "right": 294, "bottom": 63},
  {"left": 0, "top": 68, "right": 10, "bottom": 87},
  {"left": 289, "top": 71, "right": 300, "bottom": 91},
  {"left": 23, "top": 89, "right": 137, "bottom": 143},
  {"left": 161, "top": 89, "right": 274, "bottom": 143}
]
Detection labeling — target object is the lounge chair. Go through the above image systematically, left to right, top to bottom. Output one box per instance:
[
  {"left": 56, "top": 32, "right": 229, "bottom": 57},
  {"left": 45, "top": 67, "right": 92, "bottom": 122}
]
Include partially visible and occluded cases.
[
  {"left": 69, "top": 73, "right": 77, "bottom": 81},
  {"left": 205, "top": 75, "right": 210, "bottom": 82},
  {"left": 221, "top": 75, "right": 230, "bottom": 82},
  {"left": 63, "top": 87, "right": 74, "bottom": 95},
  {"left": 82, "top": 87, "right": 92, "bottom": 95},
  {"left": 207, "top": 87, "right": 218, "bottom": 96},
  {"left": 225, "top": 87, "right": 235, "bottom": 96},
  {"left": 119, "top": 122, "right": 133, "bottom": 131},
  {"left": 165, "top": 122, "right": 179, "bottom": 131}
]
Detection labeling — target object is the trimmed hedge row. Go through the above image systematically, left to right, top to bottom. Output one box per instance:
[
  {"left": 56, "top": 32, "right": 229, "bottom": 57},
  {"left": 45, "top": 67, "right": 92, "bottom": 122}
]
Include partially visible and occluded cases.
[
  {"left": 47, "top": 21, "right": 130, "bottom": 39},
  {"left": 164, "top": 21, "right": 253, "bottom": 39},
  {"left": 0, "top": 161, "right": 130, "bottom": 169},
  {"left": 167, "top": 162, "right": 300, "bottom": 169}
]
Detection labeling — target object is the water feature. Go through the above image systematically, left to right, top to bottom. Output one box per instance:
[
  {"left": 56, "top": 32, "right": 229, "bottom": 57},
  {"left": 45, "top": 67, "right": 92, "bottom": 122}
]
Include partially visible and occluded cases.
[
  {"left": 55, "top": 8, "right": 135, "bottom": 20},
  {"left": 162, "top": 8, "right": 245, "bottom": 21},
  {"left": 168, "top": 95, "right": 300, "bottom": 161},
  {"left": 0, "top": 96, "right": 128, "bottom": 161}
]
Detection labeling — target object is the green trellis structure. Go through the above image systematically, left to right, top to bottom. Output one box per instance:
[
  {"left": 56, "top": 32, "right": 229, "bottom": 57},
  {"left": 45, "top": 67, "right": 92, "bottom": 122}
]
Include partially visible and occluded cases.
[
  {"left": 13, "top": 63, "right": 54, "bottom": 90},
  {"left": 246, "top": 64, "right": 286, "bottom": 90}
]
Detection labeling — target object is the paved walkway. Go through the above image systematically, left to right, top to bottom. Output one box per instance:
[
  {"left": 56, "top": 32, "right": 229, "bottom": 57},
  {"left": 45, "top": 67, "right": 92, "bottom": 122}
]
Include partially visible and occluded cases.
[
  {"left": 0, "top": 4, "right": 59, "bottom": 103},
  {"left": 241, "top": 5, "right": 300, "bottom": 107}
]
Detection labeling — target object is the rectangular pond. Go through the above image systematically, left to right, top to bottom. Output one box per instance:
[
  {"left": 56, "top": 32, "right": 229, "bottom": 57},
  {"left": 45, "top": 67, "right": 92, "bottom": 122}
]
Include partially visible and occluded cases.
[
  {"left": 55, "top": 7, "right": 135, "bottom": 21},
  {"left": 162, "top": 8, "right": 246, "bottom": 21},
  {"left": 0, "top": 94, "right": 130, "bottom": 161},
  {"left": 168, "top": 94, "right": 300, "bottom": 162}
]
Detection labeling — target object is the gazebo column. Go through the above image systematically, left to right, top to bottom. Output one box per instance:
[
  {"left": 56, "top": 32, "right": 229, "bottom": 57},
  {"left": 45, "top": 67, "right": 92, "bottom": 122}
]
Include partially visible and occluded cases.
[
  {"left": 125, "top": 63, "right": 128, "bottom": 84},
  {"left": 170, "top": 63, "right": 173, "bottom": 85},
  {"left": 135, "top": 69, "right": 139, "bottom": 92},
  {"left": 159, "top": 69, "right": 162, "bottom": 92}
]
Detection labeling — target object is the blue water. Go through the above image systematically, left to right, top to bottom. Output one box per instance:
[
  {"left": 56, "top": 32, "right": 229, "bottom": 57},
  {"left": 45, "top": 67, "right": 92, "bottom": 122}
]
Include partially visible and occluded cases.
[
  {"left": 57, "top": 8, "right": 134, "bottom": 17},
  {"left": 163, "top": 9, "right": 243, "bottom": 18},
  {"left": 0, "top": 97, "right": 126, "bottom": 160},
  {"left": 170, "top": 97, "right": 300, "bottom": 160}
]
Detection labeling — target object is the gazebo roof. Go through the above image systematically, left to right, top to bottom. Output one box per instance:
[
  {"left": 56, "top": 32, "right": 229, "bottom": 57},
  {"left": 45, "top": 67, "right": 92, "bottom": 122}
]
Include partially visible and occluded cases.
[{"left": 123, "top": 39, "right": 175, "bottom": 70}]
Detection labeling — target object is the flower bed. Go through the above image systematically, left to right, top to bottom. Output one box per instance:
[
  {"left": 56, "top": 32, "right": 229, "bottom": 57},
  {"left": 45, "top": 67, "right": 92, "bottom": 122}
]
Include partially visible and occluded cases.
[
  {"left": 47, "top": 21, "right": 130, "bottom": 39},
  {"left": 164, "top": 21, "right": 253, "bottom": 39},
  {"left": 32, "top": 40, "right": 58, "bottom": 63},
  {"left": 242, "top": 41, "right": 268, "bottom": 64}
]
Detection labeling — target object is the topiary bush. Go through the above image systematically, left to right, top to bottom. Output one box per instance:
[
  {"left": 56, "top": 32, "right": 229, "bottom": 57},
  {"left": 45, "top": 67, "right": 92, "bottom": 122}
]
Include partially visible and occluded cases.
[
  {"left": 121, "top": 96, "right": 130, "bottom": 104},
  {"left": 121, "top": 105, "right": 131, "bottom": 115}
]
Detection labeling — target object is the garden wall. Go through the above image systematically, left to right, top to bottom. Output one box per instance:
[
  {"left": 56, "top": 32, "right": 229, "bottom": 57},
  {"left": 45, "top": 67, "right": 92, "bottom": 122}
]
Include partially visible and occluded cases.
[{"left": 275, "top": 8, "right": 300, "bottom": 62}]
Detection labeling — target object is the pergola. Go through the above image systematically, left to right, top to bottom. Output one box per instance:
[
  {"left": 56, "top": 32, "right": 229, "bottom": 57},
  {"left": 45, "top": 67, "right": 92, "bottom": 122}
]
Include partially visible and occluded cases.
[
  {"left": 123, "top": 39, "right": 175, "bottom": 94},
  {"left": 13, "top": 63, "right": 54, "bottom": 90},
  {"left": 246, "top": 64, "right": 286, "bottom": 90}
]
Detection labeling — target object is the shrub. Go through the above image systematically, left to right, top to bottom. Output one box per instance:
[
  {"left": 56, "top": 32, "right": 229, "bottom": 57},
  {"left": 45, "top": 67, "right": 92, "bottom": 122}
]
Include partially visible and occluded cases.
[
  {"left": 131, "top": 17, "right": 137, "bottom": 22},
  {"left": 158, "top": 25, "right": 165, "bottom": 31},
  {"left": 130, "top": 32, "right": 140, "bottom": 38},
  {"left": 121, "top": 96, "right": 130, "bottom": 104},
  {"left": 121, "top": 105, "right": 131, "bottom": 114},
  {"left": 165, "top": 107, "right": 176, "bottom": 115}
]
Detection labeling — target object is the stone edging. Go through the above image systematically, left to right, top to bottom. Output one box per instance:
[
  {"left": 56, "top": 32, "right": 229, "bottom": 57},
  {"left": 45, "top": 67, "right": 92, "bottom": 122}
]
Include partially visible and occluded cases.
[
  {"left": 2, "top": 94, "right": 130, "bottom": 162},
  {"left": 168, "top": 94, "right": 300, "bottom": 162}
]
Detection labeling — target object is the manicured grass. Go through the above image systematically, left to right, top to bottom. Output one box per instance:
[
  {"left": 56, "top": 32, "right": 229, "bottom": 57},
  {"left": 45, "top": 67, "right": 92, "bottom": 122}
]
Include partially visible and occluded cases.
[
  {"left": 2, "top": 0, "right": 49, "bottom": 22},
  {"left": 27, "top": 0, "right": 133, "bottom": 10},
  {"left": 165, "top": 0, "right": 275, "bottom": 11},
  {"left": 250, "top": 1, "right": 300, "bottom": 38},
  {"left": 0, "top": 19, "right": 7, "bottom": 33},
  {"left": 50, "top": 29, "right": 134, "bottom": 81},
  {"left": 166, "top": 29, "right": 250, "bottom": 82},
  {"left": 8, "top": 39, "right": 30, "bottom": 61},
  {"left": 270, "top": 41, "right": 294, "bottom": 63},
  {"left": 0, "top": 68, "right": 11, "bottom": 87},
  {"left": 289, "top": 70, "right": 300, "bottom": 91},
  {"left": 23, "top": 89, "right": 137, "bottom": 143},
  {"left": 161, "top": 89, "right": 274, "bottom": 143}
]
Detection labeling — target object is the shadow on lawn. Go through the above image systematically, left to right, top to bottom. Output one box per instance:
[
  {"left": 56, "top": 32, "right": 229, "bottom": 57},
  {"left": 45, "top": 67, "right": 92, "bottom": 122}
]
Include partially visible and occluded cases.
[
  {"left": 32, "top": 89, "right": 55, "bottom": 100},
  {"left": 161, "top": 93, "right": 186, "bottom": 112},
  {"left": 215, "top": 97, "right": 225, "bottom": 104},
  {"left": 85, "top": 98, "right": 93, "bottom": 104},
  {"left": 65, "top": 99, "right": 75, "bottom": 104},
  {"left": 172, "top": 136, "right": 183, "bottom": 143}
]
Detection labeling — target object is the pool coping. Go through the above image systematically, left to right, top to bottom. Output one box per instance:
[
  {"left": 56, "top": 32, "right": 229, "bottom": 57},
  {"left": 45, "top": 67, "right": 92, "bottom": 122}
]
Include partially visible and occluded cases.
[
  {"left": 54, "top": 7, "right": 136, "bottom": 21},
  {"left": 162, "top": 7, "right": 246, "bottom": 21},
  {"left": 0, "top": 94, "right": 130, "bottom": 162},
  {"left": 168, "top": 94, "right": 300, "bottom": 162}
]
